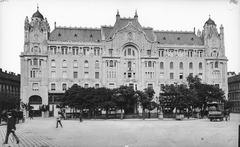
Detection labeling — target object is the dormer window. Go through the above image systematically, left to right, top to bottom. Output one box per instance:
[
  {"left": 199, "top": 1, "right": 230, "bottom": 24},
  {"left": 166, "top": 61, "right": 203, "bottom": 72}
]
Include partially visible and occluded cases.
[
  {"left": 58, "top": 33, "right": 61, "bottom": 37},
  {"left": 74, "top": 34, "right": 77, "bottom": 37},
  {"left": 90, "top": 35, "right": 93, "bottom": 38},
  {"left": 163, "top": 37, "right": 166, "bottom": 40},
  {"left": 177, "top": 37, "right": 180, "bottom": 40},
  {"left": 191, "top": 38, "right": 194, "bottom": 41}
]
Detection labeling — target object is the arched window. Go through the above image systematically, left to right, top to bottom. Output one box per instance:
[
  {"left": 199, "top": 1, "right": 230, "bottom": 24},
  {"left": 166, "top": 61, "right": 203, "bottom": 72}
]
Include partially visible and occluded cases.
[
  {"left": 124, "top": 50, "right": 126, "bottom": 56},
  {"left": 133, "top": 50, "right": 135, "bottom": 56},
  {"left": 33, "top": 58, "right": 38, "bottom": 65},
  {"left": 51, "top": 60, "right": 56, "bottom": 68},
  {"left": 62, "top": 60, "right": 67, "bottom": 68},
  {"left": 73, "top": 60, "right": 78, "bottom": 68},
  {"left": 84, "top": 60, "right": 89, "bottom": 68},
  {"left": 95, "top": 60, "right": 99, "bottom": 68},
  {"left": 110, "top": 60, "right": 113, "bottom": 67},
  {"left": 128, "top": 61, "right": 131, "bottom": 68},
  {"left": 148, "top": 61, "right": 151, "bottom": 67},
  {"left": 160, "top": 62, "right": 164, "bottom": 69},
  {"left": 170, "top": 62, "right": 174, "bottom": 69},
  {"left": 179, "top": 62, "right": 183, "bottom": 70},
  {"left": 189, "top": 62, "right": 193, "bottom": 69},
  {"left": 199, "top": 62, "right": 203, "bottom": 69},
  {"left": 215, "top": 62, "right": 218, "bottom": 68},
  {"left": 51, "top": 83, "right": 56, "bottom": 91},
  {"left": 62, "top": 83, "right": 67, "bottom": 91},
  {"left": 84, "top": 83, "right": 89, "bottom": 88},
  {"left": 29, "top": 95, "right": 42, "bottom": 104}
]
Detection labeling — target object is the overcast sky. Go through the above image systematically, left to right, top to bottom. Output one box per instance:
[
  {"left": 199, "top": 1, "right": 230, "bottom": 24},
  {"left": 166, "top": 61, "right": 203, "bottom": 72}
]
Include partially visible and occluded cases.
[{"left": 0, "top": 0, "right": 239, "bottom": 74}]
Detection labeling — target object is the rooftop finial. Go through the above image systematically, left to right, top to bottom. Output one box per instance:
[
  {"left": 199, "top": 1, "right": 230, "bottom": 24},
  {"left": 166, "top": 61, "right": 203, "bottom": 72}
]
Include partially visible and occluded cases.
[
  {"left": 37, "top": 3, "right": 39, "bottom": 11},
  {"left": 116, "top": 9, "right": 120, "bottom": 16},
  {"left": 135, "top": 9, "right": 138, "bottom": 17}
]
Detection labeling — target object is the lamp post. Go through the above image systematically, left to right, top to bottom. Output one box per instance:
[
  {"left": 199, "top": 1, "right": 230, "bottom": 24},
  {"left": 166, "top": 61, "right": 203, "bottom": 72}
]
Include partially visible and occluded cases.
[{"left": 158, "top": 96, "right": 164, "bottom": 120}]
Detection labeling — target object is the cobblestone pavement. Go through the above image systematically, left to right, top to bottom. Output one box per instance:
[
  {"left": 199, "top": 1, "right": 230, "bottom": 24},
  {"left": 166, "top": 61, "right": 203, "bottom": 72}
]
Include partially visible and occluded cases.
[{"left": 0, "top": 114, "right": 239, "bottom": 147}]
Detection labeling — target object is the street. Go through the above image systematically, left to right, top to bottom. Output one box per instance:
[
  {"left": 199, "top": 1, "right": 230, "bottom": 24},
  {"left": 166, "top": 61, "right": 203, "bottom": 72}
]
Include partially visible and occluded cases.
[{"left": 0, "top": 113, "right": 239, "bottom": 147}]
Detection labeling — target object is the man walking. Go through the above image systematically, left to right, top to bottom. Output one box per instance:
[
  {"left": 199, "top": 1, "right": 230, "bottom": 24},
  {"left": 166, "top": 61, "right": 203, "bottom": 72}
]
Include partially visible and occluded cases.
[
  {"left": 56, "top": 111, "right": 63, "bottom": 128},
  {"left": 3, "top": 112, "right": 20, "bottom": 145}
]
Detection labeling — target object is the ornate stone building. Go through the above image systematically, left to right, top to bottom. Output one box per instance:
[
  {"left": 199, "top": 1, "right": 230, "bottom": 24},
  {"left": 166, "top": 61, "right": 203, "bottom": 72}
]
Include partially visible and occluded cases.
[{"left": 20, "top": 8, "right": 228, "bottom": 117}]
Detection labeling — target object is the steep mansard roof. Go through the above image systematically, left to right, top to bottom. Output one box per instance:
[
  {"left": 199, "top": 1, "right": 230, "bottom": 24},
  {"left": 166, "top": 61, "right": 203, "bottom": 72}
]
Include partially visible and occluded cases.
[
  {"left": 49, "top": 17, "right": 203, "bottom": 45},
  {"left": 49, "top": 27, "right": 102, "bottom": 42},
  {"left": 155, "top": 31, "right": 203, "bottom": 45}
]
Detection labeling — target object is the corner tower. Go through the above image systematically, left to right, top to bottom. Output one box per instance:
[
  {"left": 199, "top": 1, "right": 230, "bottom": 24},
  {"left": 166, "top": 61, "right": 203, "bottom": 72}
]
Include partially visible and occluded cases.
[
  {"left": 20, "top": 6, "right": 50, "bottom": 117},
  {"left": 202, "top": 16, "right": 228, "bottom": 99}
]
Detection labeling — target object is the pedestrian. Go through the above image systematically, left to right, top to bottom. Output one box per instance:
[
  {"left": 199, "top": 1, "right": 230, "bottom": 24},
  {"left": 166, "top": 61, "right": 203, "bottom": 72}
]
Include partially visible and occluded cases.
[
  {"left": 29, "top": 111, "right": 34, "bottom": 120},
  {"left": 79, "top": 111, "right": 83, "bottom": 122},
  {"left": 3, "top": 112, "right": 20, "bottom": 145},
  {"left": 56, "top": 112, "right": 63, "bottom": 128}
]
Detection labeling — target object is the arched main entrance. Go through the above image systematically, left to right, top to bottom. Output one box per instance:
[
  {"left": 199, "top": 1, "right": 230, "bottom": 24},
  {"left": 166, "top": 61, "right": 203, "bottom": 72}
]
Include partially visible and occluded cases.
[{"left": 29, "top": 95, "right": 42, "bottom": 117}]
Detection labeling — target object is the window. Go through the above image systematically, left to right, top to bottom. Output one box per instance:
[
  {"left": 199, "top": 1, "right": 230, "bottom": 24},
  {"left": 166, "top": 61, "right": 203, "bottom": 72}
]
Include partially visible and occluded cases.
[
  {"left": 128, "top": 48, "right": 131, "bottom": 55},
  {"left": 109, "top": 49, "right": 113, "bottom": 55},
  {"left": 124, "top": 50, "right": 127, "bottom": 56},
  {"left": 147, "top": 50, "right": 151, "bottom": 56},
  {"left": 33, "top": 58, "right": 38, "bottom": 65},
  {"left": 51, "top": 60, "right": 56, "bottom": 68},
  {"left": 62, "top": 60, "right": 67, "bottom": 68},
  {"left": 73, "top": 60, "right": 78, "bottom": 68},
  {"left": 84, "top": 60, "right": 89, "bottom": 68},
  {"left": 95, "top": 60, "right": 99, "bottom": 68},
  {"left": 110, "top": 60, "right": 113, "bottom": 67},
  {"left": 128, "top": 61, "right": 131, "bottom": 68},
  {"left": 148, "top": 61, "right": 151, "bottom": 67},
  {"left": 160, "top": 62, "right": 164, "bottom": 69},
  {"left": 170, "top": 62, "right": 174, "bottom": 69},
  {"left": 179, "top": 62, "right": 183, "bottom": 70},
  {"left": 189, "top": 62, "right": 193, "bottom": 69},
  {"left": 199, "top": 62, "right": 203, "bottom": 70},
  {"left": 215, "top": 62, "right": 218, "bottom": 68},
  {"left": 51, "top": 71, "right": 56, "bottom": 78},
  {"left": 62, "top": 71, "right": 67, "bottom": 78},
  {"left": 73, "top": 71, "right": 78, "bottom": 78},
  {"left": 84, "top": 72, "right": 88, "bottom": 78},
  {"left": 95, "top": 72, "right": 99, "bottom": 79},
  {"left": 160, "top": 72, "right": 164, "bottom": 79},
  {"left": 128, "top": 73, "right": 132, "bottom": 78},
  {"left": 170, "top": 73, "right": 174, "bottom": 79},
  {"left": 179, "top": 73, "right": 183, "bottom": 79},
  {"left": 199, "top": 73, "right": 203, "bottom": 79},
  {"left": 32, "top": 83, "right": 39, "bottom": 91},
  {"left": 51, "top": 83, "right": 56, "bottom": 91},
  {"left": 62, "top": 83, "right": 67, "bottom": 91},
  {"left": 84, "top": 84, "right": 89, "bottom": 88},
  {"left": 95, "top": 84, "right": 100, "bottom": 88},
  {"left": 148, "top": 84, "right": 153, "bottom": 89}
]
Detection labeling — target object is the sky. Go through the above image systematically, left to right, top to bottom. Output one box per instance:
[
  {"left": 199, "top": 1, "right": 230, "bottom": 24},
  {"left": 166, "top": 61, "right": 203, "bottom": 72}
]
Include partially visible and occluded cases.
[{"left": 0, "top": 0, "right": 239, "bottom": 75}]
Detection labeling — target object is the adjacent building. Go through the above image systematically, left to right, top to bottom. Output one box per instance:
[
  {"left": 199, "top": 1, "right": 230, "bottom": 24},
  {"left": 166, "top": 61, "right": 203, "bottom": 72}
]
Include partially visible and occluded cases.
[
  {"left": 20, "top": 8, "right": 228, "bottom": 117},
  {"left": 0, "top": 68, "right": 21, "bottom": 110},
  {"left": 228, "top": 74, "right": 240, "bottom": 113}
]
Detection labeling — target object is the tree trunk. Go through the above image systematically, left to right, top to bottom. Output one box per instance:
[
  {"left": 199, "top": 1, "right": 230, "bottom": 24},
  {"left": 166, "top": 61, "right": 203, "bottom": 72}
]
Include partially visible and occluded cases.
[
  {"left": 142, "top": 108, "right": 145, "bottom": 120},
  {"left": 94, "top": 110, "right": 97, "bottom": 120}
]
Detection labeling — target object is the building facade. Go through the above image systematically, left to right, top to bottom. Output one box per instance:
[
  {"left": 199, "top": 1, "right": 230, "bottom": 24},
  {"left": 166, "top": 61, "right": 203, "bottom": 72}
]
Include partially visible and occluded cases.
[
  {"left": 20, "top": 8, "right": 228, "bottom": 117},
  {"left": 0, "top": 68, "right": 21, "bottom": 110},
  {"left": 228, "top": 74, "right": 240, "bottom": 113}
]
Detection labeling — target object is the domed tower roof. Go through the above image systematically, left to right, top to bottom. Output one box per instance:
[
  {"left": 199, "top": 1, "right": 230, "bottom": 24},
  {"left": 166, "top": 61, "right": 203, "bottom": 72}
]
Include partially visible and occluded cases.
[
  {"left": 32, "top": 6, "right": 44, "bottom": 19},
  {"left": 204, "top": 16, "right": 216, "bottom": 26}
]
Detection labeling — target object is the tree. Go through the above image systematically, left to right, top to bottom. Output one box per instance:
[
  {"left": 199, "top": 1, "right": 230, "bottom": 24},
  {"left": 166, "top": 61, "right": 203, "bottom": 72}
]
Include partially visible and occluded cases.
[
  {"left": 112, "top": 85, "right": 135, "bottom": 120},
  {"left": 0, "top": 94, "right": 19, "bottom": 123}
]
